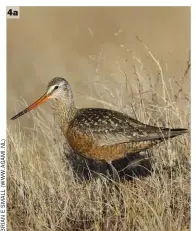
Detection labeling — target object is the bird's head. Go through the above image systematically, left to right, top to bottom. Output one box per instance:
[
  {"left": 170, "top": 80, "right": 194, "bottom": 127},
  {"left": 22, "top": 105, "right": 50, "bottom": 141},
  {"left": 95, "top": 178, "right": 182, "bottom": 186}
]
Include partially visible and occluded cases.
[{"left": 11, "top": 77, "right": 72, "bottom": 120}]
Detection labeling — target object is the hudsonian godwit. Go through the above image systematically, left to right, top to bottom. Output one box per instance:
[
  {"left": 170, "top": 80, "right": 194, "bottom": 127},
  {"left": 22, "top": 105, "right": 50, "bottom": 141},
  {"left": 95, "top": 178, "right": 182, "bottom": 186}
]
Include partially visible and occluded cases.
[{"left": 11, "top": 77, "right": 187, "bottom": 165}]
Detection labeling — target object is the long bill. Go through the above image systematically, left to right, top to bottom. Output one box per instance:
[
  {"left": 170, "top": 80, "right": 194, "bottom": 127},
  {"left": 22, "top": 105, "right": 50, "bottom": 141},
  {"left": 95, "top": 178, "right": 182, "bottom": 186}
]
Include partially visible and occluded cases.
[{"left": 11, "top": 93, "right": 50, "bottom": 120}]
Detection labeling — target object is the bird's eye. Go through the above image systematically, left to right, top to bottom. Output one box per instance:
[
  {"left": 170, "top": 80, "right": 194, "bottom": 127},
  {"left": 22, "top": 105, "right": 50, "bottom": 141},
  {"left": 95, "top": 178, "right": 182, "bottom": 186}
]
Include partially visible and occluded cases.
[{"left": 54, "top": 86, "right": 59, "bottom": 90}]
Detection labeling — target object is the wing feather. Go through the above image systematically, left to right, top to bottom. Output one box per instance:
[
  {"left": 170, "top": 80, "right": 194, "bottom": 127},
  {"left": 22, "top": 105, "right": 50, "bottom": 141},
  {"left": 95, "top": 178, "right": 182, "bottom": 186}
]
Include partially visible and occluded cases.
[{"left": 70, "top": 108, "right": 169, "bottom": 147}]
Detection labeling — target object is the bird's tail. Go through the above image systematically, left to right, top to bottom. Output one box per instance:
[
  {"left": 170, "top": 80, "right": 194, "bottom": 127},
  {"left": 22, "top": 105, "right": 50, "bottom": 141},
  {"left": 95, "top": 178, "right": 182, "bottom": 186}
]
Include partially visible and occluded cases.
[{"left": 160, "top": 128, "right": 188, "bottom": 139}]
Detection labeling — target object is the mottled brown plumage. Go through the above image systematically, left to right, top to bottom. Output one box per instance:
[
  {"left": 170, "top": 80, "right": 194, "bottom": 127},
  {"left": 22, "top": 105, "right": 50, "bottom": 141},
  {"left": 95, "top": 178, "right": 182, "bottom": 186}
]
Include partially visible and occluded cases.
[
  {"left": 11, "top": 77, "right": 187, "bottom": 162},
  {"left": 66, "top": 108, "right": 186, "bottom": 161}
]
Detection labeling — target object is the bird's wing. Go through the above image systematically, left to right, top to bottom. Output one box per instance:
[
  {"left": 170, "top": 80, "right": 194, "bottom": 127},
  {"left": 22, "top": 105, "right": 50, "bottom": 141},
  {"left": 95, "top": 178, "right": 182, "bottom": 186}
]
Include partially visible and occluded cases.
[
  {"left": 73, "top": 108, "right": 166, "bottom": 147},
  {"left": 94, "top": 126, "right": 165, "bottom": 146},
  {"left": 93, "top": 127, "right": 187, "bottom": 146}
]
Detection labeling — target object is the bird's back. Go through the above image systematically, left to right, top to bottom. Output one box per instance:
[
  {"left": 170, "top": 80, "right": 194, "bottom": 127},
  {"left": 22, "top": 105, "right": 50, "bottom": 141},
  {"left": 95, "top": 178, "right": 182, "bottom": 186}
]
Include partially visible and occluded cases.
[{"left": 66, "top": 108, "right": 187, "bottom": 161}]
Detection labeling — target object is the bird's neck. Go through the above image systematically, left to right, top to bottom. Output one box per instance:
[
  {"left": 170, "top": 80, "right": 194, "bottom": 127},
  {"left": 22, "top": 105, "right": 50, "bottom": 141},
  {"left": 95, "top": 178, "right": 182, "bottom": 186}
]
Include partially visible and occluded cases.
[{"left": 52, "top": 97, "right": 77, "bottom": 132}]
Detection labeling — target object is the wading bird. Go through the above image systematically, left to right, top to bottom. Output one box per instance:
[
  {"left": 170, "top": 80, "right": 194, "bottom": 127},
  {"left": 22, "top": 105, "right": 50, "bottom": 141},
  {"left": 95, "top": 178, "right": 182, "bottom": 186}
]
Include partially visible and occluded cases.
[{"left": 11, "top": 77, "right": 187, "bottom": 165}]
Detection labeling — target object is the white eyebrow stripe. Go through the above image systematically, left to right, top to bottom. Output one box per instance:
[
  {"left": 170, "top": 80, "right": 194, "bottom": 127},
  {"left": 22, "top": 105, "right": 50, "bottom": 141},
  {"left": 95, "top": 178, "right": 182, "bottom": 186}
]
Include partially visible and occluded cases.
[{"left": 47, "top": 86, "right": 55, "bottom": 94}]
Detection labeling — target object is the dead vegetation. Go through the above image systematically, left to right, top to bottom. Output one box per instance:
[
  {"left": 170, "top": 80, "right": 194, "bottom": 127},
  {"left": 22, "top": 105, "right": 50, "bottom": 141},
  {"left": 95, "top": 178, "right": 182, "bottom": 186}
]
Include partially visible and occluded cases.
[{"left": 7, "top": 41, "right": 190, "bottom": 231}]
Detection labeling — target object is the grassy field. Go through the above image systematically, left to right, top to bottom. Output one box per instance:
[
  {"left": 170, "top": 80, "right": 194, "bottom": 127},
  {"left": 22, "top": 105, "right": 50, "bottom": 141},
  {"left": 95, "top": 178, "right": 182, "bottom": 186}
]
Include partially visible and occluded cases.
[
  {"left": 7, "top": 7, "right": 190, "bottom": 231},
  {"left": 7, "top": 39, "right": 190, "bottom": 230}
]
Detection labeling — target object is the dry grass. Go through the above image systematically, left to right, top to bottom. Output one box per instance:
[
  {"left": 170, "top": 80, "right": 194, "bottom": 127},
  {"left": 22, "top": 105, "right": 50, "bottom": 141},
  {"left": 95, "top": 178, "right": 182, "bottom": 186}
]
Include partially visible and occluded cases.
[{"left": 7, "top": 43, "right": 190, "bottom": 231}]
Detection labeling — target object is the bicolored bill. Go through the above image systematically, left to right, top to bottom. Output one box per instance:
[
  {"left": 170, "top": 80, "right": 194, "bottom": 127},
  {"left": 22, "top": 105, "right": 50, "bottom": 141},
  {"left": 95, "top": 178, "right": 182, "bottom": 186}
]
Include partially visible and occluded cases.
[{"left": 11, "top": 93, "right": 50, "bottom": 120}]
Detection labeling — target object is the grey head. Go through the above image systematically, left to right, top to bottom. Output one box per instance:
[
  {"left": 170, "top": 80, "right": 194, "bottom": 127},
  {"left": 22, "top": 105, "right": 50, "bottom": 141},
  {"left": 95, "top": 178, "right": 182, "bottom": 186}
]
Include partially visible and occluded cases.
[
  {"left": 11, "top": 77, "right": 73, "bottom": 120},
  {"left": 47, "top": 77, "right": 73, "bottom": 100}
]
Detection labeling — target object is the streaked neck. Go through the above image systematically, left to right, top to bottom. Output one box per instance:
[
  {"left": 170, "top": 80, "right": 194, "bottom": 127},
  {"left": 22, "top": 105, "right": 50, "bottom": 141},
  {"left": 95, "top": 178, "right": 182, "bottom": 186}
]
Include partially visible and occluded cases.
[{"left": 52, "top": 96, "right": 77, "bottom": 131}]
